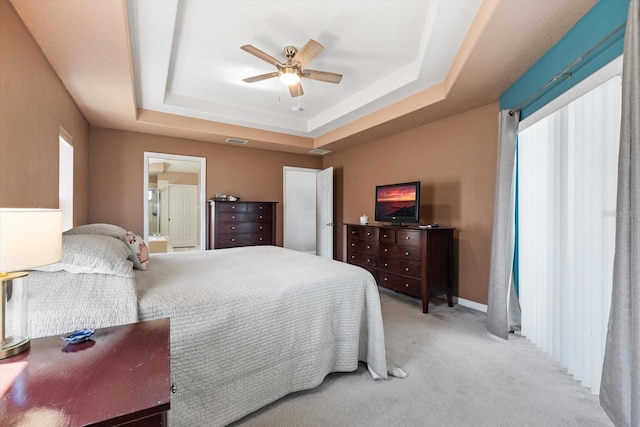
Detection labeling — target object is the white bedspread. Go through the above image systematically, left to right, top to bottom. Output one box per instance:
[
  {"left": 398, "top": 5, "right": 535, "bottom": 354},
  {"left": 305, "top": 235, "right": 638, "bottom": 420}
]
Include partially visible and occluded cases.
[{"left": 135, "top": 246, "right": 388, "bottom": 426}]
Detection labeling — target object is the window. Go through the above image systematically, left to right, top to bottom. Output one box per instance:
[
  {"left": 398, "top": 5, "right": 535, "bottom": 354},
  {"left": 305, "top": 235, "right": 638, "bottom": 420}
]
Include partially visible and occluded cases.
[{"left": 59, "top": 128, "right": 73, "bottom": 231}]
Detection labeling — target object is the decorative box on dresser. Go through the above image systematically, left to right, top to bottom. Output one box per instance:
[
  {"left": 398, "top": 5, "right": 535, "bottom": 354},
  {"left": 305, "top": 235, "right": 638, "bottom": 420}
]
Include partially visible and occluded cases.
[
  {"left": 209, "top": 200, "right": 277, "bottom": 249},
  {"left": 345, "top": 224, "right": 455, "bottom": 313}
]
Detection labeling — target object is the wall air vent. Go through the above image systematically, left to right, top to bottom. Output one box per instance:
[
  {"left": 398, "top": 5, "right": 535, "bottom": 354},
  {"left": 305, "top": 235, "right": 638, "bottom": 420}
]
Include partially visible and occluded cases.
[
  {"left": 225, "top": 138, "right": 249, "bottom": 145},
  {"left": 309, "top": 148, "right": 331, "bottom": 156}
]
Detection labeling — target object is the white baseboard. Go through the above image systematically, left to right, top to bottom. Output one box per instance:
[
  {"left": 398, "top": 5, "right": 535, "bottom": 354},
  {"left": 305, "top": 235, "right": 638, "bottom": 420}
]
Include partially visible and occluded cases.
[{"left": 455, "top": 297, "right": 487, "bottom": 313}]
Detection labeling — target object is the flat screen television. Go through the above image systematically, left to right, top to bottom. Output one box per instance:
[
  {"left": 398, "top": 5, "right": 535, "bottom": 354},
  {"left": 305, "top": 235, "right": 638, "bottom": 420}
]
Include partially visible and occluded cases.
[{"left": 374, "top": 181, "right": 420, "bottom": 225}]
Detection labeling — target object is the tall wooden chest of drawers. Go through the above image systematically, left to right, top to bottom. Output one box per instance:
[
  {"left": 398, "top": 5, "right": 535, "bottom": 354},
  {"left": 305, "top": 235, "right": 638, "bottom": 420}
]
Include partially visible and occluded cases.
[
  {"left": 209, "top": 201, "right": 277, "bottom": 249},
  {"left": 345, "top": 223, "right": 454, "bottom": 313}
]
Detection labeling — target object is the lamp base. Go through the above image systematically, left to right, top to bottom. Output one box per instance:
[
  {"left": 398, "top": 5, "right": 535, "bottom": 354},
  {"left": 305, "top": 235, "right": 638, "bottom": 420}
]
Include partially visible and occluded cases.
[
  {"left": 1, "top": 272, "right": 30, "bottom": 359},
  {"left": 0, "top": 335, "right": 30, "bottom": 359}
]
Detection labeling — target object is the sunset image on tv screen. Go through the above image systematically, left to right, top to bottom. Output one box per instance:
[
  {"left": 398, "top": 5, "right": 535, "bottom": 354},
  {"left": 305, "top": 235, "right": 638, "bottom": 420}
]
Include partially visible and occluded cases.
[{"left": 376, "top": 185, "right": 417, "bottom": 217}]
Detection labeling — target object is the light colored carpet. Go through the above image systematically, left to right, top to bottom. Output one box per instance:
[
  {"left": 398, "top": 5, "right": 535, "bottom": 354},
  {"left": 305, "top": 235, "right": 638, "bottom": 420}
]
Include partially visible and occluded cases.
[{"left": 231, "top": 288, "right": 613, "bottom": 427}]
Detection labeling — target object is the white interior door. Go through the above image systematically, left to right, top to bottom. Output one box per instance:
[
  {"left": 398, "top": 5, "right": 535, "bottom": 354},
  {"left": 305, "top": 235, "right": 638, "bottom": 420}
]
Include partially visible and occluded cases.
[
  {"left": 283, "top": 166, "right": 333, "bottom": 257},
  {"left": 316, "top": 167, "right": 333, "bottom": 259},
  {"left": 168, "top": 184, "right": 197, "bottom": 247}
]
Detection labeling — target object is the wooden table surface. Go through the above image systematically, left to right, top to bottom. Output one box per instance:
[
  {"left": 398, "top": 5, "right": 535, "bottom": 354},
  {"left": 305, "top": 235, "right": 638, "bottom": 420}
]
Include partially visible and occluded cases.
[{"left": 0, "top": 318, "right": 170, "bottom": 426}]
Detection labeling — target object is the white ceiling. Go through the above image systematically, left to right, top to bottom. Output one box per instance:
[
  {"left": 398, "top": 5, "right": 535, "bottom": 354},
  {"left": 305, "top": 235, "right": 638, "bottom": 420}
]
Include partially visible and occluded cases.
[
  {"left": 10, "top": 0, "right": 599, "bottom": 154},
  {"left": 128, "top": 0, "right": 481, "bottom": 138}
]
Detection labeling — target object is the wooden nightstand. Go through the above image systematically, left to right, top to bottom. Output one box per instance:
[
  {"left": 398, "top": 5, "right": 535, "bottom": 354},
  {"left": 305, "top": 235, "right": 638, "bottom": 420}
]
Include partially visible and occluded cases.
[{"left": 0, "top": 319, "right": 171, "bottom": 426}]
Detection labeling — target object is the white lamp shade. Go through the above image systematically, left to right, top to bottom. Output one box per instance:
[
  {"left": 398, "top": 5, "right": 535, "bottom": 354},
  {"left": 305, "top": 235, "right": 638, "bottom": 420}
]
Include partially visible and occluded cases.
[{"left": 0, "top": 208, "right": 62, "bottom": 272}]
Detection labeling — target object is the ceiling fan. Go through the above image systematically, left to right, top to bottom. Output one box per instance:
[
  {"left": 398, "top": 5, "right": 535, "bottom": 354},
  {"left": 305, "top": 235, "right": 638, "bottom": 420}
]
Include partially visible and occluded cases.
[{"left": 241, "top": 39, "right": 343, "bottom": 97}]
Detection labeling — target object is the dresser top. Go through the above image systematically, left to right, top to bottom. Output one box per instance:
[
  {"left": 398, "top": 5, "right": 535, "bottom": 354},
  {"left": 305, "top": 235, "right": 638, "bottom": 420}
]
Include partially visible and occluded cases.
[
  {"left": 209, "top": 200, "right": 278, "bottom": 204},
  {"left": 345, "top": 223, "right": 455, "bottom": 231}
]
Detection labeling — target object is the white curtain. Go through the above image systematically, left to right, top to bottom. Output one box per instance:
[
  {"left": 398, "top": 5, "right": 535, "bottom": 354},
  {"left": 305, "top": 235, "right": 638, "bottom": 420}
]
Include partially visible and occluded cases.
[
  {"left": 600, "top": 0, "right": 640, "bottom": 425},
  {"left": 518, "top": 75, "right": 621, "bottom": 395},
  {"left": 487, "top": 110, "right": 521, "bottom": 340}
]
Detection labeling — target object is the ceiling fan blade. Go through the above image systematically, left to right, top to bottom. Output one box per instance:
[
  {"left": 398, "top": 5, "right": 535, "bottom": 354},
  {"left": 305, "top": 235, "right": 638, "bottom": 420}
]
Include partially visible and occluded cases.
[
  {"left": 293, "top": 39, "right": 324, "bottom": 67},
  {"left": 241, "top": 45, "right": 283, "bottom": 67},
  {"left": 303, "top": 69, "right": 343, "bottom": 84},
  {"left": 243, "top": 72, "right": 278, "bottom": 83},
  {"left": 289, "top": 82, "right": 304, "bottom": 97}
]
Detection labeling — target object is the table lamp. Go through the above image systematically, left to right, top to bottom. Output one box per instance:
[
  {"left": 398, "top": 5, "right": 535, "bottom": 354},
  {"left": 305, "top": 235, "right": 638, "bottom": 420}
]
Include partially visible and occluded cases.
[{"left": 0, "top": 208, "right": 61, "bottom": 359}]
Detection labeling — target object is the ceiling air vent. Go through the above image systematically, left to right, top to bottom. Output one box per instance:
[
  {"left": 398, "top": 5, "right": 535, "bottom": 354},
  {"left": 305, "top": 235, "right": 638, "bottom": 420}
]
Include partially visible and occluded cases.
[
  {"left": 225, "top": 138, "right": 249, "bottom": 145},
  {"left": 309, "top": 148, "right": 331, "bottom": 156}
]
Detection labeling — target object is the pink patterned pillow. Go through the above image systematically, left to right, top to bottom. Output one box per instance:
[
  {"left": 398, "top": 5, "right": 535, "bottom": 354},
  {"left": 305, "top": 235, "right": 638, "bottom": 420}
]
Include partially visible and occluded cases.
[{"left": 125, "top": 231, "right": 149, "bottom": 270}]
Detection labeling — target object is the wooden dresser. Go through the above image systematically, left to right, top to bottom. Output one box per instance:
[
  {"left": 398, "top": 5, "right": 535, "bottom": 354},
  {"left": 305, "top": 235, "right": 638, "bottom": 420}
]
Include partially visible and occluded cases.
[
  {"left": 209, "top": 200, "right": 277, "bottom": 249},
  {"left": 345, "top": 223, "right": 455, "bottom": 313},
  {"left": 0, "top": 319, "right": 171, "bottom": 426}
]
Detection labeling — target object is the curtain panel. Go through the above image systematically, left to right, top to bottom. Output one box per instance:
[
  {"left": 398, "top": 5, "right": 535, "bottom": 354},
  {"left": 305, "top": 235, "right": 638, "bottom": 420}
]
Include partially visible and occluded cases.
[
  {"left": 600, "top": 0, "right": 640, "bottom": 425},
  {"left": 487, "top": 110, "right": 521, "bottom": 340}
]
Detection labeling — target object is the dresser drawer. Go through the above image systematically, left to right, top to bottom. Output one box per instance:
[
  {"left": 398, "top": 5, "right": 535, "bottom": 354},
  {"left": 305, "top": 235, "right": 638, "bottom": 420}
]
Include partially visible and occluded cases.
[
  {"left": 217, "top": 203, "right": 248, "bottom": 213},
  {"left": 247, "top": 203, "right": 273, "bottom": 213},
  {"left": 218, "top": 212, "right": 247, "bottom": 222},
  {"left": 247, "top": 212, "right": 272, "bottom": 223},
  {"left": 216, "top": 222, "right": 271, "bottom": 234},
  {"left": 347, "top": 226, "right": 379, "bottom": 241},
  {"left": 379, "top": 229, "right": 395, "bottom": 243},
  {"left": 396, "top": 230, "right": 421, "bottom": 246},
  {"left": 215, "top": 233, "right": 272, "bottom": 248},
  {"left": 348, "top": 238, "right": 379, "bottom": 254},
  {"left": 380, "top": 243, "right": 421, "bottom": 261},
  {"left": 347, "top": 249, "right": 379, "bottom": 268},
  {"left": 380, "top": 258, "right": 421, "bottom": 278},
  {"left": 378, "top": 271, "right": 421, "bottom": 297}
]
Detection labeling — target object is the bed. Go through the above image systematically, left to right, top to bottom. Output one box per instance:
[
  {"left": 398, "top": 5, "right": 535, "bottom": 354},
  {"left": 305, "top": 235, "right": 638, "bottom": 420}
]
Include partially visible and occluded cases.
[{"left": 25, "top": 224, "right": 395, "bottom": 426}]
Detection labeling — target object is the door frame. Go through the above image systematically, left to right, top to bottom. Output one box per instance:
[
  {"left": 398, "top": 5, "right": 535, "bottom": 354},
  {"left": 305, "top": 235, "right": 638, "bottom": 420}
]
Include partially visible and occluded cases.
[{"left": 143, "top": 152, "right": 206, "bottom": 250}]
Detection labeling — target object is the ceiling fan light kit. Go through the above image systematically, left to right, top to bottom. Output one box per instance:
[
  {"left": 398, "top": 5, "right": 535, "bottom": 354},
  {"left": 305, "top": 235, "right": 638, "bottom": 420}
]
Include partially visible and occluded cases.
[
  {"left": 241, "top": 39, "right": 342, "bottom": 97},
  {"left": 278, "top": 67, "right": 301, "bottom": 86}
]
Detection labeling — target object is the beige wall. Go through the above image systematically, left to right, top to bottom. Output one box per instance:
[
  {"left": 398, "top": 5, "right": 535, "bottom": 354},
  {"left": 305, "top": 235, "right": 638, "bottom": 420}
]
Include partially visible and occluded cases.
[
  {"left": 0, "top": 0, "right": 89, "bottom": 222},
  {"left": 324, "top": 103, "right": 498, "bottom": 305},
  {"left": 88, "top": 127, "right": 322, "bottom": 245}
]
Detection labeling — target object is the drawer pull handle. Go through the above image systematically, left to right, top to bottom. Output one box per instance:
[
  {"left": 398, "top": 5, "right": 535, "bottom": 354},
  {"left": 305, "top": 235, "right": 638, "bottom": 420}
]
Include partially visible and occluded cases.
[
  {"left": 231, "top": 206, "right": 236, "bottom": 210},
  {"left": 259, "top": 206, "right": 263, "bottom": 210},
  {"left": 231, "top": 215, "right": 235, "bottom": 219},
  {"left": 259, "top": 215, "right": 263, "bottom": 219},
  {"left": 231, "top": 226, "right": 235, "bottom": 230},
  {"left": 259, "top": 226, "right": 263, "bottom": 230},
  {"left": 351, "top": 231, "right": 356, "bottom": 235},
  {"left": 367, "top": 232, "right": 371, "bottom": 236},
  {"left": 383, "top": 234, "right": 388, "bottom": 238},
  {"left": 406, "top": 236, "right": 410, "bottom": 240},
  {"left": 259, "top": 237, "right": 263, "bottom": 241},
  {"left": 231, "top": 238, "right": 235, "bottom": 242},
  {"left": 351, "top": 243, "right": 355, "bottom": 247},
  {"left": 366, "top": 245, "right": 371, "bottom": 249},
  {"left": 384, "top": 248, "right": 388, "bottom": 252},
  {"left": 405, "top": 252, "right": 410, "bottom": 256},
  {"left": 351, "top": 255, "right": 355, "bottom": 259},
  {"left": 366, "top": 259, "right": 370, "bottom": 263},
  {"left": 384, "top": 263, "right": 388, "bottom": 267},
  {"left": 405, "top": 267, "right": 410, "bottom": 271},
  {"left": 383, "top": 277, "right": 388, "bottom": 281},
  {"left": 405, "top": 283, "right": 410, "bottom": 287}
]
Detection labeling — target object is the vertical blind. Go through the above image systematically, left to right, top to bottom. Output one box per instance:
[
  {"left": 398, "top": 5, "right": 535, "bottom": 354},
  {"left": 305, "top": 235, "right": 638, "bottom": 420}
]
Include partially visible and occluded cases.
[{"left": 517, "top": 74, "right": 621, "bottom": 395}]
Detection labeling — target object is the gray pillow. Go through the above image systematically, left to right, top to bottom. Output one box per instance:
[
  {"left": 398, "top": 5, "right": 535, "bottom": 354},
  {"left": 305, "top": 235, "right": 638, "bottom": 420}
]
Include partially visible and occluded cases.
[
  {"left": 63, "top": 223, "right": 128, "bottom": 242},
  {"left": 31, "top": 234, "right": 134, "bottom": 277}
]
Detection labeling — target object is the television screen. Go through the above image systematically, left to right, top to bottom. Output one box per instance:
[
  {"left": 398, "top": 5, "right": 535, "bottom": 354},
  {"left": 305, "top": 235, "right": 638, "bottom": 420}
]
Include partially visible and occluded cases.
[{"left": 374, "top": 181, "right": 420, "bottom": 225}]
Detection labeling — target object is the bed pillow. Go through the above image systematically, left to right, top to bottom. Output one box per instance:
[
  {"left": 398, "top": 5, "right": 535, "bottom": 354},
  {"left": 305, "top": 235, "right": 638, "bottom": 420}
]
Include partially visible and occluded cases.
[
  {"left": 63, "top": 223, "right": 128, "bottom": 243},
  {"left": 125, "top": 231, "right": 149, "bottom": 271},
  {"left": 30, "top": 234, "right": 134, "bottom": 277}
]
